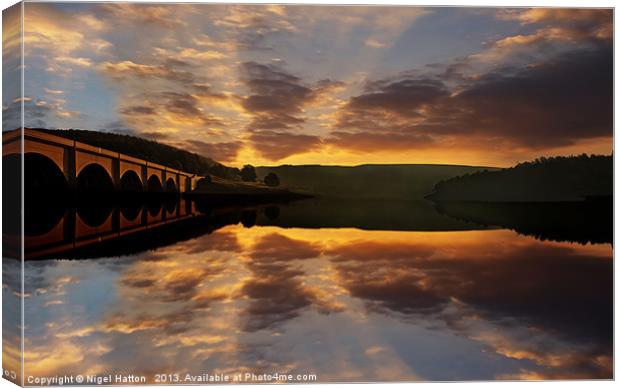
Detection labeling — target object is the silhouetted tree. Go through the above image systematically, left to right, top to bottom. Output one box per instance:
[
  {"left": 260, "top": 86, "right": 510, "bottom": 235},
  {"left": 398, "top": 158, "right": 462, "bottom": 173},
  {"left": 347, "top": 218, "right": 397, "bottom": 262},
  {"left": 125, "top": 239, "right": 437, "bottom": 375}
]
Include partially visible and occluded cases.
[
  {"left": 240, "top": 165, "right": 257, "bottom": 182},
  {"left": 264, "top": 172, "right": 280, "bottom": 187}
]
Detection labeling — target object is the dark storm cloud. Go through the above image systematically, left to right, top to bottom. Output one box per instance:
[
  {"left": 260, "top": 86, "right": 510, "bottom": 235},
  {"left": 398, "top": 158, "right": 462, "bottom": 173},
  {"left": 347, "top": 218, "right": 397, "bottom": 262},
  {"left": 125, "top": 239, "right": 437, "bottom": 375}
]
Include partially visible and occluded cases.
[
  {"left": 216, "top": 7, "right": 299, "bottom": 52},
  {"left": 332, "top": 44, "right": 612, "bottom": 150},
  {"left": 448, "top": 45, "right": 612, "bottom": 147},
  {"left": 107, "top": 56, "right": 233, "bottom": 139},
  {"left": 105, "top": 57, "right": 230, "bottom": 131},
  {"left": 163, "top": 57, "right": 192, "bottom": 68},
  {"left": 103, "top": 58, "right": 230, "bottom": 104},
  {"left": 239, "top": 61, "right": 344, "bottom": 160},
  {"left": 241, "top": 61, "right": 314, "bottom": 128},
  {"left": 424, "top": 61, "right": 474, "bottom": 83},
  {"left": 330, "top": 76, "right": 448, "bottom": 150},
  {"left": 335, "top": 76, "right": 450, "bottom": 130},
  {"left": 314, "top": 78, "right": 346, "bottom": 93},
  {"left": 348, "top": 78, "right": 450, "bottom": 116},
  {"left": 191, "top": 83, "right": 228, "bottom": 101},
  {"left": 121, "top": 91, "right": 223, "bottom": 127},
  {"left": 160, "top": 92, "right": 204, "bottom": 118},
  {"left": 2, "top": 98, "right": 79, "bottom": 130},
  {"left": 3, "top": 99, "right": 48, "bottom": 129},
  {"left": 121, "top": 105, "right": 156, "bottom": 116},
  {"left": 247, "top": 114, "right": 305, "bottom": 130},
  {"left": 248, "top": 130, "right": 322, "bottom": 160},
  {"left": 184, "top": 139, "right": 243, "bottom": 163},
  {"left": 122, "top": 277, "right": 157, "bottom": 289}
]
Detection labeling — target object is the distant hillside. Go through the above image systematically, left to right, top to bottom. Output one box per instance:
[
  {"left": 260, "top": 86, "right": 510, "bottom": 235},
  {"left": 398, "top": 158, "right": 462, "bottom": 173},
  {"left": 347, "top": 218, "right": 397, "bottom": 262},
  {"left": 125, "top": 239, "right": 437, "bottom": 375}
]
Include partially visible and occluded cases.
[
  {"left": 36, "top": 128, "right": 240, "bottom": 179},
  {"left": 429, "top": 154, "right": 612, "bottom": 202},
  {"left": 256, "top": 164, "right": 496, "bottom": 200}
]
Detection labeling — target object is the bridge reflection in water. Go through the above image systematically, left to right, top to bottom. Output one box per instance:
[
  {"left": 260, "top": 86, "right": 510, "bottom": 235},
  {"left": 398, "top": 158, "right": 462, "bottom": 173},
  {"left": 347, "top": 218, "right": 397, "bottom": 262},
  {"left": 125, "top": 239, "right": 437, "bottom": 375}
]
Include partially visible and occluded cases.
[
  {"left": 16, "top": 197, "right": 280, "bottom": 261},
  {"left": 22, "top": 199, "right": 200, "bottom": 260}
]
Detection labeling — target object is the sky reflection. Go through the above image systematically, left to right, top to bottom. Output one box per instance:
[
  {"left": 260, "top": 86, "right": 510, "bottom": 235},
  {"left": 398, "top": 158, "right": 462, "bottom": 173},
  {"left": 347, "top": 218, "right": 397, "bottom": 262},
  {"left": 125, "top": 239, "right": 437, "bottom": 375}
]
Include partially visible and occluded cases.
[{"left": 21, "top": 226, "right": 612, "bottom": 382}]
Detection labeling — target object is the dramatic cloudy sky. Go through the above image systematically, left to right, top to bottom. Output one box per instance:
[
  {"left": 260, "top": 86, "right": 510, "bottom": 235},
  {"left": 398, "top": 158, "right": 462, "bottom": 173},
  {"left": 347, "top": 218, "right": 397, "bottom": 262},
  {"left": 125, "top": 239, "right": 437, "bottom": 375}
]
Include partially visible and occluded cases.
[{"left": 4, "top": 4, "right": 613, "bottom": 167}]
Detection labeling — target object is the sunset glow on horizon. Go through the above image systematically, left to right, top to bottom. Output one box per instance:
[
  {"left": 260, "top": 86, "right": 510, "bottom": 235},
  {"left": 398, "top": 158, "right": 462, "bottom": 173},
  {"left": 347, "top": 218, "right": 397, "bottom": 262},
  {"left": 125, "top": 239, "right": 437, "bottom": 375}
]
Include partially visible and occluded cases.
[{"left": 2, "top": 4, "right": 613, "bottom": 167}]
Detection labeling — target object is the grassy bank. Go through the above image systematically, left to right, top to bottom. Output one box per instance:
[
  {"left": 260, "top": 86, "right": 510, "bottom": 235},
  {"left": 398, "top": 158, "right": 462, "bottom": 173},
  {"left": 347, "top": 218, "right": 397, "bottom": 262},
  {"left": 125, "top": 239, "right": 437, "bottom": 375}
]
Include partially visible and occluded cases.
[{"left": 189, "top": 175, "right": 310, "bottom": 204}]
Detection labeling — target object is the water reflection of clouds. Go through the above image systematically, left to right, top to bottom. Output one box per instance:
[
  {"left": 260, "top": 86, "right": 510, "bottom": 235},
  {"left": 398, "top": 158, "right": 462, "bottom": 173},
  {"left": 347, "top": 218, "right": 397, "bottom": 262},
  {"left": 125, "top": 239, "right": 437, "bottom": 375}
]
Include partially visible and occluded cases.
[
  {"left": 20, "top": 226, "right": 612, "bottom": 381},
  {"left": 324, "top": 230, "right": 612, "bottom": 379},
  {"left": 242, "top": 233, "right": 343, "bottom": 332},
  {"left": 3, "top": 259, "right": 23, "bottom": 382}
]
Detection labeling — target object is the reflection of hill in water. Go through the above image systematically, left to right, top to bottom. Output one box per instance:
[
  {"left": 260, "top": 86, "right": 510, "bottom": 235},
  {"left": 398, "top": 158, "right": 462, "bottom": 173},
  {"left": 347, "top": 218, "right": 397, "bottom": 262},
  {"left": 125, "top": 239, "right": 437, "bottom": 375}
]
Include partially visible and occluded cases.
[
  {"left": 20, "top": 196, "right": 612, "bottom": 261},
  {"left": 22, "top": 197, "right": 493, "bottom": 261},
  {"left": 255, "top": 198, "right": 492, "bottom": 231},
  {"left": 435, "top": 198, "right": 612, "bottom": 245}
]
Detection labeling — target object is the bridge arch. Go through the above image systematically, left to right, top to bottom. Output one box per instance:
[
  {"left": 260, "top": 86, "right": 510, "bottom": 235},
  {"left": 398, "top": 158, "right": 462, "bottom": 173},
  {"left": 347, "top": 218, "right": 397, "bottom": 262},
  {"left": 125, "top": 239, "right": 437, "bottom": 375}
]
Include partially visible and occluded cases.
[
  {"left": 22, "top": 152, "right": 69, "bottom": 194},
  {"left": 3, "top": 153, "right": 21, "bottom": 235},
  {"left": 5, "top": 153, "right": 68, "bottom": 237},
  {"left": 118, "top": 161, "right": 143, "bottom": 184},
  {"left": 76, "top": 163, "right": 115, "bottom": 194},
  {"left": 120, "top": 170, "right": 143, "bottom": 192},
  {"left": 147, "top": 174, "right": 163, "bottom": 192},
  {"left": 165, "top": 177, "right": 177, "bottom": 193},
  {"left": 165, "top": 199, "right": 177, "bottom": 215},
  {"left": 146, "top": 202, "right": 162, "bottom": 217},
  {"left": 121, "top": 205, "right": 142, "bottom": 222},
  {"left": 77, "top": 206, "right": 113, "bottom": 228}
]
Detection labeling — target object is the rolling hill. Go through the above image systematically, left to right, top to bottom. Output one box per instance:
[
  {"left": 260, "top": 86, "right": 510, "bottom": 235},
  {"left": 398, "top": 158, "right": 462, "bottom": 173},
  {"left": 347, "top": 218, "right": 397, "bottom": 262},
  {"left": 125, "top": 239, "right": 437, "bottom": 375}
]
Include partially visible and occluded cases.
[{"left": 256, "top": 164, "right": 497, "bottom": 200}]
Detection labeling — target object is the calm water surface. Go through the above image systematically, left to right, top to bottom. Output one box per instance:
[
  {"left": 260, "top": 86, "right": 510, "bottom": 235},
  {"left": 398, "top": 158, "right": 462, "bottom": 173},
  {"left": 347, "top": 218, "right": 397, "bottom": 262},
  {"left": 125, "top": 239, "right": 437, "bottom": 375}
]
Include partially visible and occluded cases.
[{"left": 7, "top": 199, "right": 614, "bottom": 382}]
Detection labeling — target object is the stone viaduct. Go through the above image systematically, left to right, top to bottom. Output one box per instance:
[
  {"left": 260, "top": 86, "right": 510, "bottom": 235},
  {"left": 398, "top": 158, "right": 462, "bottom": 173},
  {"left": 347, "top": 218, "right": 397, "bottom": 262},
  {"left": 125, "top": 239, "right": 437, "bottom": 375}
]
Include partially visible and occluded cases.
[{"left": 3, "top": 129, "right": 199, "bottom": 193}]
